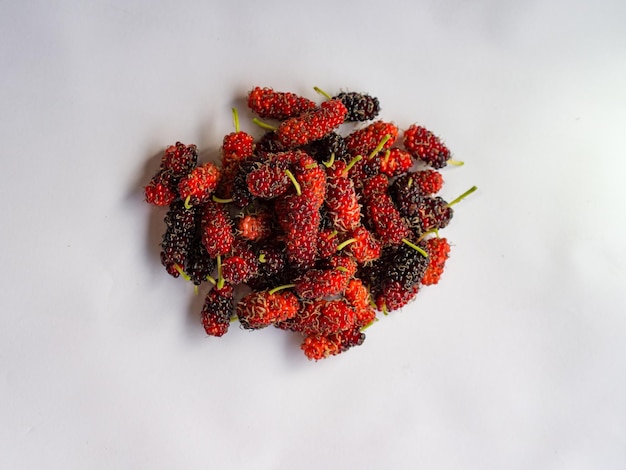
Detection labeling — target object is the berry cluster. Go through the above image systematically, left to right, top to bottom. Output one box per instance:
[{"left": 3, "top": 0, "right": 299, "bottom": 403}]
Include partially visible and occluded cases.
[{"left": 144, "top": 87, "right": 476, "bottom": 361}]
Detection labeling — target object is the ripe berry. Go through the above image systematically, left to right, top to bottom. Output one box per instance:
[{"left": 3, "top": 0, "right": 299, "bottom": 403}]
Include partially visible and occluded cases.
[
  {"left": 247, "top": 86, "right": 316, "bottom": 120},
  {"left": 333, "top": 92, "right": 380, "bottom": 122},
  {"left": 277, "top": 100, "right": 347, "bottom": 148},
  {"left": 222, "top": 108, "right": 254, "bottom": 165},
  {"left": 218, "top": 109, "right": 255, "bottom": 199},
  {"left": 344, "top": 121, "right": 398, "bottom": 157},
  {"left": 403, "top": 124, "right": 455, "bottom": 169},
  {"left": 308, "top": 132, "right": 349, "bottom": 163},
  {"left": 160, "top": 142, "right": 198, "bottom": 176},
  {"left": 378, "top": 148, "right": 413, "bottom": 177},
  {"left": 246, "top": 153, "right": 296, "bottom": 199},
  {"left": 275, "top": 160, "right": 326, "bottom": 269},
  {"left": 178, "top": 162, "right": 221, "bottom": 207},
  {"left": 324, "top": 167, "right": 361, "bottom": 232},
  {"left": 145, "top": 169, "right": 177, "bottom": 206},
  {"left": 390, "top": 170, "right": 444, "bottom": 216},
  {"left": 411, "top": 170, "right": 444, "bottom": 195},
  {"left": 362, "top": 174, "right": 411, "bottom": 246},
  {"left": 412, "top": 186, "right": 477, "bottom": 232},
  {"left": 415, "top": 197, "right": 454, "bottom": 232},
  {"left": 160, "top": 200, "right": 197, "bottom": 277},
  {"left": 201, "top": 200, "right": 235, "bottom": 258},
  {"left": 238, "top": 211, "right": 273, "bottom": 242},
  {"left": 340, "top": 226, "right": 382, "bottom": 264},
  {"left": 317, "top": 229, "right": 339, "bottom": 260},
  {"left": 421, "top": 237, "right": 451, "bottom": 285},
  {"left": 221, "top": 240, "right": 258, "bottom": 285},
  {"left": 185, "top": 241, "right": 216, "bottom": 286},
  {"left": 386, "top": 242, "right": 429, "bottom": 289},
  {"left": 256, "top": 243, "right": 287, "bottom": 278},
  {"left": 326, "top": 254, "right": 358, "bottom": 278},
  {"left": 294, "top": 268, "right": 350, "bottom": 300},
  {"left": 344, "top": 278, "right": 376, "bottom": 328},
  {"left": 375, "top": 281, "right": 420, "bottom": 313},
  {"left": 201, "top": 283, "right": 234, "bottom": 337},
  {"left": 237, "top": 289, "right": 300, "bottom": 330},
  {"left": 294, "top": 299, "right": 358, "bottom": 336},
  {"left": 301, "top": 327, "right": 365, "bottom": 360},
  {"left": 301, "top": 334, "right": 340, "bottom": 360}
]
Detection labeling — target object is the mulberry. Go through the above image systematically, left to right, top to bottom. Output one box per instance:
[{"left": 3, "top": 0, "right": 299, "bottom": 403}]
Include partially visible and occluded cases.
[
  {"left": 248, "top": 86, "right": 316, "bottom": 120},
  {"left": 333, "top": 92, "right": 380, "bottom": 122},
  {"left": 277, "top": 100, "right": 347, "bottom": 148},
  {"left": 403, "top": 124, "right": 453, "bottom": 169},
  {"left": 201, "top": 283, "right": 234, "bottom": 337}
]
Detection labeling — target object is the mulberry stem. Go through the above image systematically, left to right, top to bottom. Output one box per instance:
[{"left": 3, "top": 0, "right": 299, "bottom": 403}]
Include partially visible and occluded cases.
[
  {"left": 313, "top": 86, "right": 332, "bottom": 100},
  {"left": 232, "top": 107, "right": 240, "bottom": 133},
  {"left": 252, "top": 118, "right": 277, "bottom": 131},
  {"left": 367, "top": 134, "right": 391, "bottom": 160},
  {"left": 382, "top": 149, "right": 391, "bottom": 166},
  {"left": 322, "top": 152, "right": 335, "bottom": 168},
  {"left": 342, "top": 155, "right": 362, "bottom": 175},
  {"left": 284, "top": 169, "right": 301, "bottom": 196},
  {"left": 447, "top": 186, "right": 477, "bottom": 207},
  {"left": 184, "top": 195, "right": 193, "bottom": 210},
  {"left": 212, "top": 196, "right": 233, "bottom": 204},
  {"left": 336, "top": 238, "right": 357, "bottom": 251},
  {"left": 401, "top": 238, "right": 428, "bottom": 257},
  {"left": 216, "top": 255, "right": 225, "bottom": 289},
  {"left": 173, "top": 264, "right": 191, "bottom": 282},
  {"left": 269, "top": 284, "right": 296, "bottom": 295},
  {"left": 360, "top": 318, "right": 378, "bottom": 331}
]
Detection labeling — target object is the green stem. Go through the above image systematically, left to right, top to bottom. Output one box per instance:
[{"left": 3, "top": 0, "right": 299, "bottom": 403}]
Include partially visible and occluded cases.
[
  {"left": 313, "top": 86, "right": 332, "bottom": 100},
  {"left": 232, "top": 107, "right": 240, "bottom": 133},
  {"left": 252, "top": 118, "right": 277, "bottom": 131},
  {"left": 367, "top": 134, "right": 391, "bottom": 160},
  {"left": 382, "top": 149, "right": 391, "bottom": 166},
  {"left": 322, "top": 152, "right": 335, "bottom": 168},
  {"left": 342, "top": 155, "right": 362, "bottom": 175},
  {"left": 448, "top": 159, "right": 464, "bottom": 166},
  {"left": 284, "top": 169, "right": 301, "bottom": 196},
  {"left": 407, "top": 177, "right": 413, "bottom": 189},
  {"left": 447, "top": 185, "right": 477, "bottom": 207},
  {"left": 184, "top": 195, "right": 193, "bottom": 210},
  {"left": 212, "top": 196, "right": 233, "bottom": 204},
  {"left": 336, "top": 238, "right": 357, "bottom": 251},
  {"left": 402, "top": 238, "right": 429, "bottom": 257},
  {"left": 258, "top": 253, "right": 266, "bottom": 263},
  {"left": 216, "top": 255, "right": 224, "bottom": 289},
  {"left": 173, "top": 264, "right": 191, "bottom": 282},
  {"left": 335, "top": 266, "right": 348, "bottom": 273},
  {"left": 206, "top": 275, "right": 216, "bottom": 285},
  {"left": 269, "top": 284, "right": 296, "bottom": 295},
  {"left": 360, "top": 317, "right": 378, "bottom": 331}
]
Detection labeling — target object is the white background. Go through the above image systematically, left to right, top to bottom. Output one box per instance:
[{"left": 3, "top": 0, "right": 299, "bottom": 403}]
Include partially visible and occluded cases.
[{"left": 1, "top": 0, "right": 625, "bottom": 468}]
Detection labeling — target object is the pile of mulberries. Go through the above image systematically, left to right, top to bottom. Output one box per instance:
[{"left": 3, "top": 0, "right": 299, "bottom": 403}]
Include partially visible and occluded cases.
[{"left": 144, "top": 86, "right": 476, "bottom": 361}]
